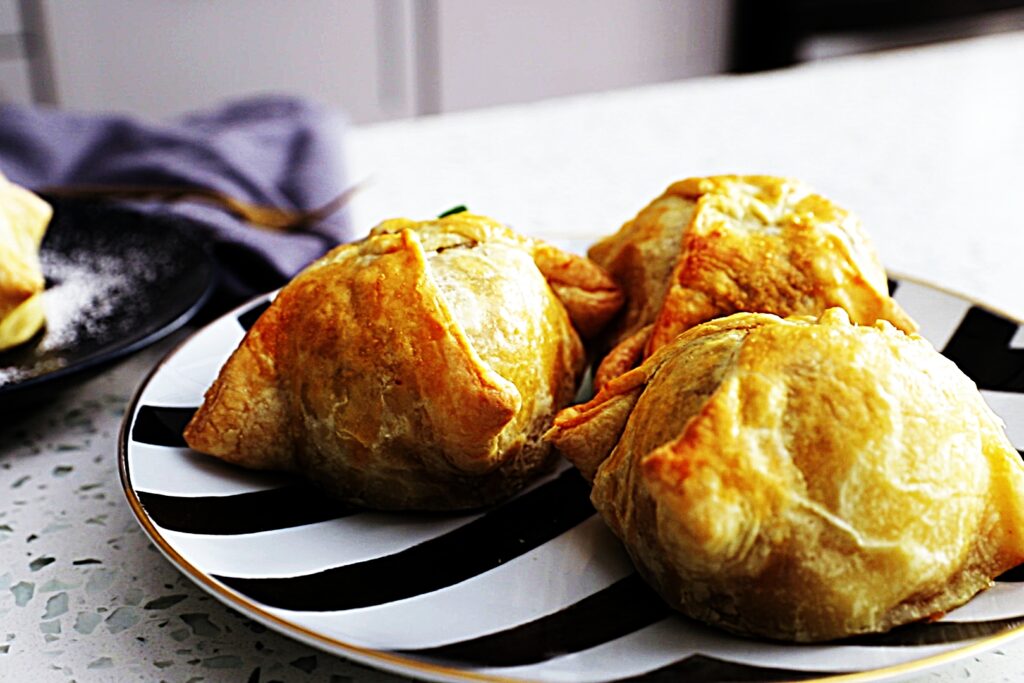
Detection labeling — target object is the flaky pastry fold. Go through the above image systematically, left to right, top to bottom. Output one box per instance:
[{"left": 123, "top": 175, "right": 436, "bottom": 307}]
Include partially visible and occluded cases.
[
  {"left": 588, "top": 175, "right": 916, "bottom": 388},
  {"left": 185, "top": 212, "right": 622, "bottom": 509},
  {"left": 547, "top": 308, "right": 1024, "bottom": 642}
]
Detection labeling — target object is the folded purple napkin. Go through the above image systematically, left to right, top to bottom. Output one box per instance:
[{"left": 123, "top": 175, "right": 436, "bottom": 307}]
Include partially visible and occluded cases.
[{"left": 0, "top": 95, "right": 354, "bottom": 308}]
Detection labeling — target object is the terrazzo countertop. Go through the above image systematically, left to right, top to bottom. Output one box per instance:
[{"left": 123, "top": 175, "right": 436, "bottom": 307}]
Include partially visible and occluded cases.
[
  {"left": 5, "top": 30, "right": 1024, "bottom": 683},
  {"left": 1, "top": 337, "right": 411, "bottom": 683}
]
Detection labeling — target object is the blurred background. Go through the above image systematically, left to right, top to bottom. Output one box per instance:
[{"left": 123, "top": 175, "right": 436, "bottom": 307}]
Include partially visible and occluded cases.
[{"left": 2, "top": 0, "right": 1024, "bottom": 124}]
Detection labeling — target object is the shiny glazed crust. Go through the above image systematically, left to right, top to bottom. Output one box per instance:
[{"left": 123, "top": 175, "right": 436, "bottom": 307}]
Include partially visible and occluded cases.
[
  {"left": 0, "top": 172, "right": 51, "bottom": 351},
  {"left": 588, "top": 176, "right": 916, "bottom": 388},
  {"left": 184, "top": 213, "right": 622, "bottom": 510},
  {"left": 547, "top": 308, "right": 1024, "bottom": 641}
]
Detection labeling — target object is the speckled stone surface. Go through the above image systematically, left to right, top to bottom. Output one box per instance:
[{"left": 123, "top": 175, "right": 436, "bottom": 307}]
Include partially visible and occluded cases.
[
  {"left": 5, "top": 30, "right": 1024, "bottom": 683},
  {"left": 0, "top": 337, "right": 413, "bottom": 683}
]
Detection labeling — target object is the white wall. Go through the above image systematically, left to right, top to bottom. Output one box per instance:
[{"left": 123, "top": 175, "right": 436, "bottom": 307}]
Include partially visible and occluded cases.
[
  {"left": 0, "top": 0, "right": 32, "bottom": 103},
  {"left": 34, "top": 0, "right": 732, "bottom": 124},
  {"left": 41, "top": 0, "right": 411, "bottom": 123},
  {"left": 436, "top": 0, "right": 732, "bottom": 112}
]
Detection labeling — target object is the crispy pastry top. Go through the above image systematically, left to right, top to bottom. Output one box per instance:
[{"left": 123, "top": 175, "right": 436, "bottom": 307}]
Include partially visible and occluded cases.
[
  {"left": 588, "top": 176, "right": 915, "bottom": 388},
  {"left": 184, "top": 212, "right": 622, "bottom": 509},
  {"left": 548, "top": 308, "right": 1024, "bottom": 641}
]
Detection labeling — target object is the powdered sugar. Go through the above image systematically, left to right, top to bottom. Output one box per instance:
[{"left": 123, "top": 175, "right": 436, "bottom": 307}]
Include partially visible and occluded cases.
[
  {"left": 0, "top": 202, "right": 214, "bottom": 393},
  {"left": 38, "top": 251, "right": 129, "bottom": 351},
  {"left": 0, "top": 252, "right": 131, "bottom": 384}
]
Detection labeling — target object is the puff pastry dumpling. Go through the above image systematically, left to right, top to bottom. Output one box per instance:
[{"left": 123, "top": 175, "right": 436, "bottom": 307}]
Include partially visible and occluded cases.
[
  {"left": 0, "top": 172, "right": 51, "bottom": 352},
  {"left": 588, "top": 175, "right": 916, "bottom": 388},
  {"left": 185, "top": 212, "right": 623, "bottom": 510},
  {"left": 547, "top": 308, "right": 1024, "bottom": 642}
]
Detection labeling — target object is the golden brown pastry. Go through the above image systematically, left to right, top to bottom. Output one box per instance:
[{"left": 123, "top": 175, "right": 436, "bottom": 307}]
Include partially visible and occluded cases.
[
  {"left": 0, "top": 172, "right": 51, "bottom": 352},
  {"left": 588, "top": 175, "right": 916, "bottom": 389},
  {"left": 185, "top": 212, "right": 622, "bottom": 510},
  {"left": 547, "top": 308, "right": 1024, "bottom": 642}
]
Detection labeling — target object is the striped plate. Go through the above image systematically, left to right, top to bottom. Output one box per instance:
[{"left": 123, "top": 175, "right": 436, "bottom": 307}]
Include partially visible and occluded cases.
[{"left": 118, "top": 277, "right": 1024, "bottom": 683}]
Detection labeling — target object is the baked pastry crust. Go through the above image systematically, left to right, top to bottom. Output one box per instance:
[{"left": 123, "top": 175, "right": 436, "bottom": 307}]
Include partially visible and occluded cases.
[
  {"left": 0, "top": 172, "right": 51, "bottom": 352},
  {"left": 588, "top": 176, "right": 916, "bottom": 388},
  {"left": 185, "top": 212, "right": 622, "bottom": 510},
  {"left": 547, "top": 308, "right": 1024, "bottom": 642}
]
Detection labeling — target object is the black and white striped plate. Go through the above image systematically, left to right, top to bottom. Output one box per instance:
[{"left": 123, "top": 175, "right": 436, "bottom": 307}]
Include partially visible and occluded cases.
[{"left": 119, "top": 277, "right": 1024, "bottom": 683}]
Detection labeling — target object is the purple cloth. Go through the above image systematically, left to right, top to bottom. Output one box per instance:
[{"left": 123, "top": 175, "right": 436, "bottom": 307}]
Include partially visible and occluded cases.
[{"left": 0, "top": 96, "right": 353, "bottom": 307}]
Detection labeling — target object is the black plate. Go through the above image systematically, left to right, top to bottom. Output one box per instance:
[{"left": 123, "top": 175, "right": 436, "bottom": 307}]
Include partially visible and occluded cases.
[{"left": 0, "top": 199, "right": 216, "bottom": 408}]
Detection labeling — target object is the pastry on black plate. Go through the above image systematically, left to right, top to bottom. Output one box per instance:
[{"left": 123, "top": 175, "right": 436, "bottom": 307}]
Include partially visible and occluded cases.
[{"left": 0, "top": 171, "right": 50, "bottom": 352}]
